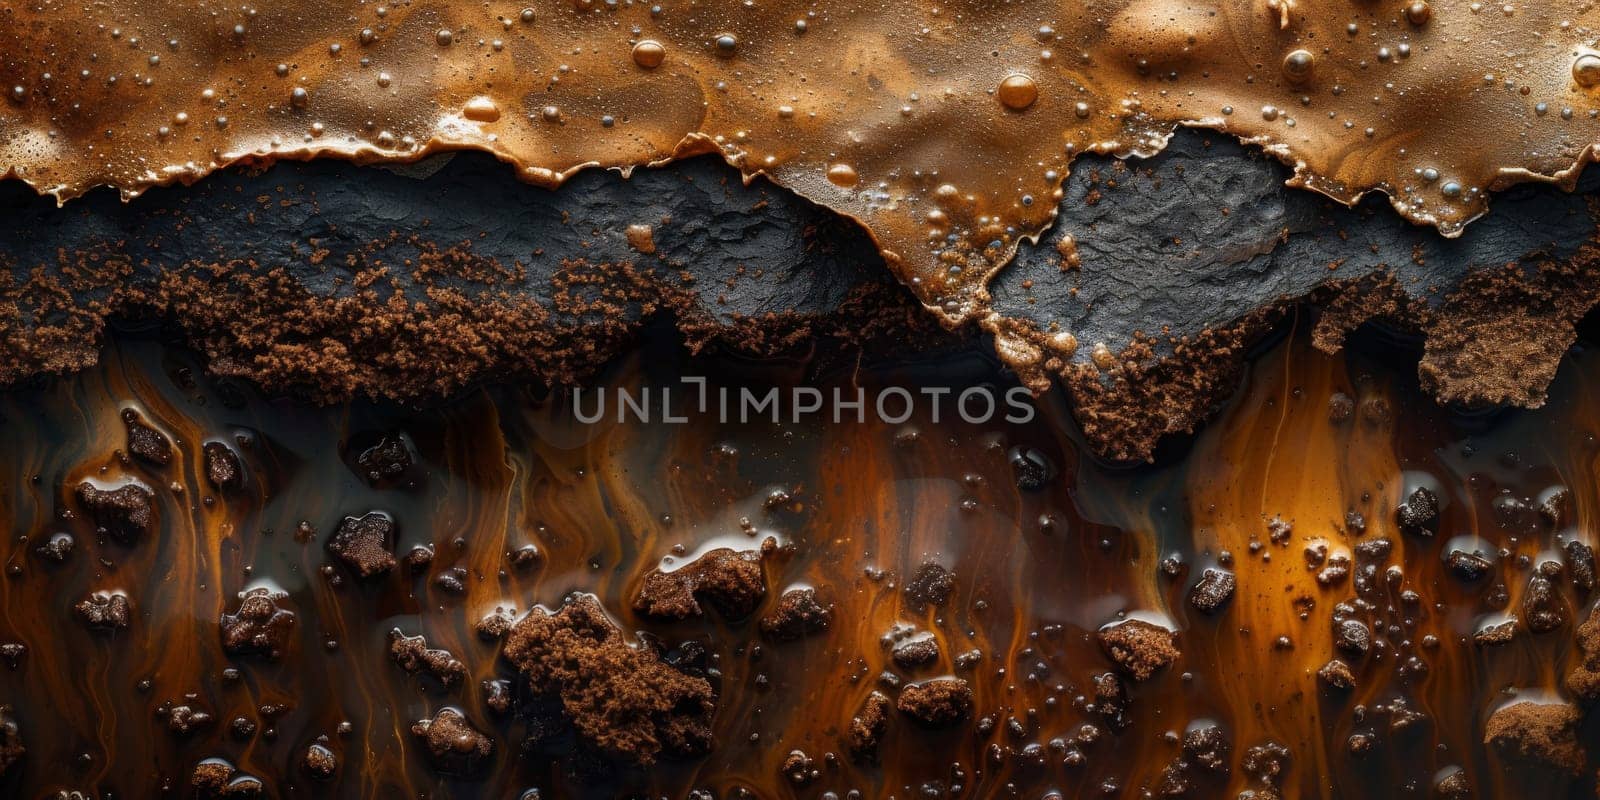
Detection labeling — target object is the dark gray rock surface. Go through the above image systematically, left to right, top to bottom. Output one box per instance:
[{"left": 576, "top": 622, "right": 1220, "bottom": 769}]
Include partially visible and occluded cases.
[
  {"left": 1, "top": 128, "right": 1596, "bottom": 457},
  {"left": 992, "top": 131, "right": 1598, "bottom": 354},
  {"left": 0, "top": 151, "right": 889, "bottom": 325}
]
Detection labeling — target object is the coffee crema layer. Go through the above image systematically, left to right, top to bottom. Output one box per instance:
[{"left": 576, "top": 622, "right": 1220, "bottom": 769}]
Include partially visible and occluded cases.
[{"left": 4, "top": 0, "right": 1599, "bottom": 335}]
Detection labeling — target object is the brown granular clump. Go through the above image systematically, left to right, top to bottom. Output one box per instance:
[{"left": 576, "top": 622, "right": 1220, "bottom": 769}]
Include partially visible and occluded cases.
[
  {"left": 3, "top": 235, "right": 947, "bottom": 410},
  {"left": 1419, "top": 254, "right": 1600, "bottom": 409},
  {"left": 1057, "top": 311, "right": 1278, "bottom": 463},
  {"left": 122, "top": 409, "right": 171, "bottom": 466},
  {"left": 204, "top": 442, "right": 242, "bottom": 491},
  {"left": 74, "top": 481, "right": 156, "bottom": 543},
  {"left": 325, "top": 512, "right": 398, "bottom": 578},
  {"left": 1566, "top": 540, "right": 1597, "bottom": 592},
  {"left": 633, "top": 548, "right": 767, "bottom": 620},
  {"left": 903, "top": 562, "right": 956, "bottom": 611},
  {"left": 1188, "top": 568, "right": 1236, "bottom": 614},
  {"left": 759, "top": 587, "right": 834, "bottom": 642},
  {"left": 219, "top": 588, "right": 295, "bottom": 660},
  {"left": 74, "top": 592, "right": 132, "bottom": 631},
  {"left": 501, "top": 594, "right": 715, "bottom": 766},
  {"left": 1565, "top": 604, "right": 1600, "bottom": 702},
  {"left": 475, "top": 608, "right": 517, "bottom": 641},
  {"left": 1098, "top": 619, "right": 1181, "bottom": 681},
  {"left": 1475, "top": 619, "right": 1519, "bottom": 648},
  {"left": 389, "top": 629, "right": 468, "bottom": 688},
  {"left": 892, "top": 635, "right": 941, "bottom": 669},
  {"left": 1317, "top": 659, "right": 1356, "bottom": 690},
  {"left": 896, "top": 678, "right": 973, "bottom": 728},
  {"left": 847, "top": 691, "right": 892, "bottom": 764},
  {"left": 1484, "top": 701, "right": 1587, "bottom": 774},
  {"left": 410, "top": 707, "right": 493, "bottom": 773},
  {"left": 1241, "top": 740, "right": 1292, "bottom": 797},
  {"left": 303, "top": 743, "right": 337, "bottom": 780},
  {"left": 781, "top": 749, "right": 817, "bottom": 786},
  {"left": 191, "top": 757, "right": 262, "bottom": 797},
  {"left": 190, "top": 759, "right": 233, "bottom": 791}
]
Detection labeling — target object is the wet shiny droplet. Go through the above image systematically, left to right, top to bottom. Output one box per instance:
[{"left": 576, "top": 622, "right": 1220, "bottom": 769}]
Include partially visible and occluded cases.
[
  {"left": 1404, "top": 1, "right": 1432, "bottom": 25},
  {"left": 436, "top": 29, "right": 454, "bottom": 46},
  {"left": 715, "top": 34, "right": 738, "bottom": 55},
  {"left": 632, "top": 40, "right": 666, "bottom": 69},
  {"left": 1282, "top": 49, "right": 1314, "bottom": 83},
  {"left": 1574, "top": 53, "right": 1600, "bottom": 88},
  {"left": 997, "top": 74, "right": 1038, "bottom": 111},
  {"left": 826, "top": 163, "right": 859, "bottom": 187}
]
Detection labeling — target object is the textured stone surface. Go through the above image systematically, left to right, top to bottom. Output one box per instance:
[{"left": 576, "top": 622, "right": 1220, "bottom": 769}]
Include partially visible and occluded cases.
[
  {"left": 2, "top": 130, "right": 1598, "bottom": 459},
  {"left": 991, "top": 132, "right": 1597, "bottom": 352}
]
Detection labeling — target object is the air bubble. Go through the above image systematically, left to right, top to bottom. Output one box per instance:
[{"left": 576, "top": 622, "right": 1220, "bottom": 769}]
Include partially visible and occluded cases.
[
  {"left": 632, "top": 40, "right": 666, "bottom": 69},
  {"left": 1282, "top": 50, "right": 1314, "bottom": 84},
  {"left": 1574, "top": 54, "right": 1600, "bottom": 88},
  {"left": 997, "top": 74, "right": 1039, "bottom": 110},
  {"left": 827, "top": 163, "right": 859, "bottom": 187}
]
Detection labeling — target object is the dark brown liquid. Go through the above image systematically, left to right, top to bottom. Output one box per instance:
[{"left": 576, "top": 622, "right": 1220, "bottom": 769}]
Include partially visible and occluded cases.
[{"left": 0, "top": 325, "right": 1596, "bottom": 798}]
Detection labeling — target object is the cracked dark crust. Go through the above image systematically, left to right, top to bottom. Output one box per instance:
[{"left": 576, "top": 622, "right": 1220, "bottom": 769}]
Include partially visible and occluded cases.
[
  {"left": 2, "top": 189, "right": 1598, "bottom": 463},
  {"left": 1013, "top": 231, "right": 1600, "bottom": 463},
  {"left": 0, "top": 235, "right": 952, "bottom": 405}
]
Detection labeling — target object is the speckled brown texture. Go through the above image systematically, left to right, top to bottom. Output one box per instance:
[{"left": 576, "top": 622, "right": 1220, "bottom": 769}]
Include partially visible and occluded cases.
[
  {"left": 4, "top": 208, "right": 1600, "bottom": 462},
  {"left": 0, "top": 232, "right": 954, "bottom": 407},
  {"left": 1418, "top": 247, "right": 1600, "bottom": 408},
  {"left": 74, "top": 481, "right": 155, "bottom": 544},
  {"left": 325, "top": 513, "right": 398, "bottom": 579},
  {"left": 633, "top": 548, "right": 767, "bottom": 621},
  {"left": 219, "top": 588, "right": 295, "bottom": 661},
  {"left": 759, "top": 588, "right": 833, "bottom": 642},
  {"left": 500, "top": 594, "right": 716, "bottom": 766},
  {"left": 1566, "top": 604, "right": 1600, "bottom": 702},
  {"left": 1098, "top": 619, "right": 1181, "bottom": 682},
  {"left": 388, "top": 630, "right": 468, "bottom": 688},
  {"left": 895, "top": 678, "right": 973, "bottom": 728},
  {"left": 846, "top": 691, "right": 892, "bottom": 764},
  {"left": 1483, "top": 701, "right": 1587, "bottom": 775},
  {"left": 410, "top": 708, "right": 493, "bottom": 774}
]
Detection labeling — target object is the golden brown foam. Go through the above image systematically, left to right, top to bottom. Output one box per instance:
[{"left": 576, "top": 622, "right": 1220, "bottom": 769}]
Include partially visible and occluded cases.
[{"left": 2, "top": 0, "right": 1598, "bottom": 327}]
